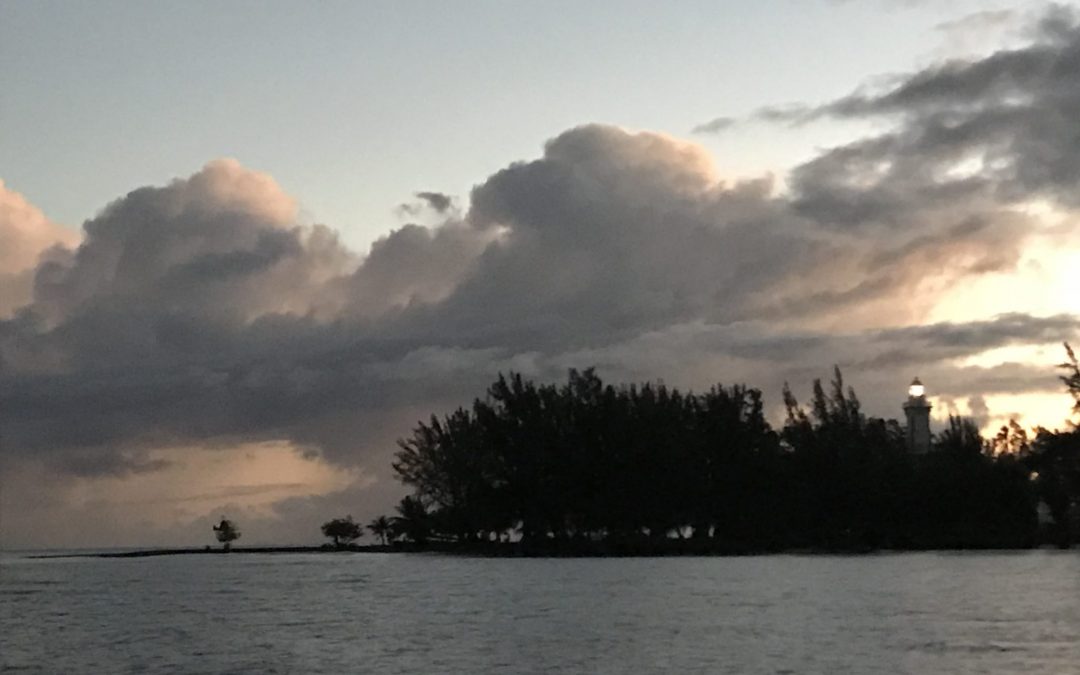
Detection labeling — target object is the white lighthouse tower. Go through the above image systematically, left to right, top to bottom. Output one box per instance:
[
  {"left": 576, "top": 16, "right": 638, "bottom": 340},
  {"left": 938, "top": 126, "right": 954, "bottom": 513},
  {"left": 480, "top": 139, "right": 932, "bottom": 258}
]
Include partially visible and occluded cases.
[{"left": 903, "top": 377, "right": 932, "bottom": 454}]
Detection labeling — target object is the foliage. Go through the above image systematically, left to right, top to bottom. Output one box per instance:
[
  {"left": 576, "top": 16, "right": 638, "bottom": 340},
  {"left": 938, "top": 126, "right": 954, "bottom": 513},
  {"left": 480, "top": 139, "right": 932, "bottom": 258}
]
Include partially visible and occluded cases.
[
  {"left": 1061, "top": 342, "right": 1080, "bottom": 422},
  {"left": 1018, "top": 344, "right": 1080, "bottom": 546},
  {"left": 390, "top": 367, "right": 1048, "bottom": 550},
  {"left": 937, "top": 416, "right": 986, "bottom": 458},
  {"left": 992, "top": 420, "right": 1031, "bottom": 456},
  {"left": 1026, "top": 429, "right": 1080, "bottom": 544},
  {"left": 391, "top": 496, "right": 432, "bottom": 544},
  {"left": 367, "top": 515, "right": 394, "bottom": 546},
  {"left": 321, "top": 516, "right": 363, "bottom": 548},
  {"left": 212, "top": 518, "right": 241, "bottom": 550}
]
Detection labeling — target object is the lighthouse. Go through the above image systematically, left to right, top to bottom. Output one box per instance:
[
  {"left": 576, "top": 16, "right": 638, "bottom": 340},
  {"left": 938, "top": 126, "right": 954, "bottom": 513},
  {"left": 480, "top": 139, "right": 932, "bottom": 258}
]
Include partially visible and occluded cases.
[{"left": 903, "top": 377, "right": 932, "bottom": 454}]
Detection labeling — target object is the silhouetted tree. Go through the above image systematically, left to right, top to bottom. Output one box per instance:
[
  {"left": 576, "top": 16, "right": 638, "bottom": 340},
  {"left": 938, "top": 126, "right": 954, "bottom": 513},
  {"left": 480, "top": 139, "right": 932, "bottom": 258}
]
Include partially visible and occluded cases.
[
  {"left": 1061, "top": 342, "right": 1080, "bottom": 421},
  {"left": 1022, "top": 344, "right": 1080, "bottom": 546},
  {"left": 389, "top": 366, "right": 1046, "bottom": 552},
  {"left": 780, "top": 368, "right": 915, "bottom": 547},
  {"left": 394, "top": 407, "right": 501, "bottom": 541},
  {"left": 937, "top": 415, "right": 986, "bottom": 458},
  {"left": 921, "top": 419, "right": 1036, "bottom": 549},
  {"left": 992, "top": 420, "right": 1031, "bottom": 456},
  {"left": 392, "top": 496, "right": 432, "bottom": 544},
  {"left": 368, "top": 515, "right": 393, "bottom": 546},
  {"left": 321, "top": 516, "right": 363, "bottom": 549},
  {"left": 212, "top": 517, "right": 240, "bottom": 550}
]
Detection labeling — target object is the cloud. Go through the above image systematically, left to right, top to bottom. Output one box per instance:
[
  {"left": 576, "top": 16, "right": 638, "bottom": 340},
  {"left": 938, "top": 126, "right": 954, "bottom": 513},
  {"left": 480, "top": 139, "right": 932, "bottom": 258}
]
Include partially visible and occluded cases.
[
  {"left": 764, "top": 5, "right": 1080, "bottom": 210},
  {"left": 935, "top": 9, "right": 1017, "bottom": 40},
  {"left": 754, "top": 103, "right": 818, "bottom": 125},
  {"left": 4, "top": 110, "right": 1079, "bottom": 482},
  {"left": 691, "top": 116, "right": 736, "bottom": 135},
  {"left": 28, "top": 159, "right": 355, "bottom": 327},
  {"left": 0, "top": 180, "right": 80, "bottom": 317},
  {"left": 396, "top": 190, "right": 456, "bottom": 217},
  {"left": 415, "top": 191, "right": 453, "bottom": 213},
  {"left": 344, "top": 221, "right": 493, "bottom": 316},
  {"left": 966, "top": 394, "right": 992, "bottom": 428}
]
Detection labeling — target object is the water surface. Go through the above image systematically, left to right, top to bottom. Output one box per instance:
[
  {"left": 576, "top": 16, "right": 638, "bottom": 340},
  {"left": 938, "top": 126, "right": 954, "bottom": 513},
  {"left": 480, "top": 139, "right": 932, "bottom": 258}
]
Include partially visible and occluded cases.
[{"left": 2, "top": 551, "right": 1078, "bottom": 673}]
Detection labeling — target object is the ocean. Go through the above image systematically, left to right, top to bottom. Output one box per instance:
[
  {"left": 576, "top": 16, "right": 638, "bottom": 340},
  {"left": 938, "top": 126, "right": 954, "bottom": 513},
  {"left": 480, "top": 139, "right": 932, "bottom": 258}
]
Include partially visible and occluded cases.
[{"left": 2, "top": 551, "right": 1079, "bottom": 673}]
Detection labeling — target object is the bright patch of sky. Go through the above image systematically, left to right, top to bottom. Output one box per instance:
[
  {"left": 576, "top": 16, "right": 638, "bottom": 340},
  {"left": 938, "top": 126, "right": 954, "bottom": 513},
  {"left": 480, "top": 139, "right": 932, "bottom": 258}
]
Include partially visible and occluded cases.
[{"left": 929, "top": 240, "right": 1080, "bottom": 323}]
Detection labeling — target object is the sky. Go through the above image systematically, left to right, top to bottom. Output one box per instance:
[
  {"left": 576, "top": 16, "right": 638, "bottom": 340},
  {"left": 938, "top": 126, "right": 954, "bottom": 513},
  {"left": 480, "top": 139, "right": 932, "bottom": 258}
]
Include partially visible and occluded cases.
[{"left": 2, "top": 0, "right": 1080, "bottom": 548}]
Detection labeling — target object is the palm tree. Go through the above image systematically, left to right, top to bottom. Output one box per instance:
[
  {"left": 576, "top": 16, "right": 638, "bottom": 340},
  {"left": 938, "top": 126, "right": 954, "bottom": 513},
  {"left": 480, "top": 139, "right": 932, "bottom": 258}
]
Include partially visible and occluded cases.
[{"left": 368, "top": 515, "right": 393, "bottom": 546}]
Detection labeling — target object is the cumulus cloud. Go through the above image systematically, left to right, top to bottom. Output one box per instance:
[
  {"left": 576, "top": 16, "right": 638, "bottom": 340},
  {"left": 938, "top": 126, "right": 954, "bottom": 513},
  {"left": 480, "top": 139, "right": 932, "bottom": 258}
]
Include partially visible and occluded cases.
[
  {"left": 2, "top": 119, "right": 1076, "bottom": 466},
  {"left": 3, "top": 119, "right": 1075, "bottom": 484},
  {"left": 28, "top": 159, "right": 355, "bottom": 327},
  {"left": 0, "top": 180, "right": 80, "bottom": 316},
  {"left": 344, "top": 221, "right": 493, "bottom": 316}
]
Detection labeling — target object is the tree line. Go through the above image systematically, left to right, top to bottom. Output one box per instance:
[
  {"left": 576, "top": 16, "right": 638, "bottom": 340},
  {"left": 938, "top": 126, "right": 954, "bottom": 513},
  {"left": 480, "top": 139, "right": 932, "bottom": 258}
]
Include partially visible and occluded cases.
[
  {"left": 380, "top": 345, "right": 1080, "bottom": 553},
  {"left": 210, "top": 346, "right": 1080, "bottom": 553},
  {"left": 209, "top": 514, "right": 395, "bottom": 551}
]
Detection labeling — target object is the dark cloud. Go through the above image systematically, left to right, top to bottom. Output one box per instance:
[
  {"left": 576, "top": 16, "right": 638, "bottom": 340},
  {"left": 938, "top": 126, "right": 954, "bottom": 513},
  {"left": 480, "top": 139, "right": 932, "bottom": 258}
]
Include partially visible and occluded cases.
[
  {"left": 774, "top": 5, "right": 1080, "bottom": 212},
  {"left": 753, "top": 103, "right": 817, "bottom": 125},
  {"left": 3, "top": 112, "right": 1078, "bottom": 480},
  {"left": 691, "top": 116, "right": 736, "bottom": 135},
  {"left": 396, "top": 191, "right": 456, "bottom": 217},
  {"left": 415, "top": 191, "right": 453, "bottom": 213},
  {"left": 344, "top": 222, "right": 492, "bottom": 316},
  {"left": 867, "top": 313, "right": 1080, "bottom": 362},
  {"left": 967, "top": 394, "right": 991, "bottom": 428},
  {"left": 55, "top": 449, "right": 173, "bottom": 478}
]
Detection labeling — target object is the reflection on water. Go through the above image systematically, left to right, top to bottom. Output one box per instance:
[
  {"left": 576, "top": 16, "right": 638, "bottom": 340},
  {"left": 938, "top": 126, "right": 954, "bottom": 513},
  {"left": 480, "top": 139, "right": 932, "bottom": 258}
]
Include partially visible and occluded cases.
[{"left": 2, "top": 552, "right": 1079, "bottom": 673}]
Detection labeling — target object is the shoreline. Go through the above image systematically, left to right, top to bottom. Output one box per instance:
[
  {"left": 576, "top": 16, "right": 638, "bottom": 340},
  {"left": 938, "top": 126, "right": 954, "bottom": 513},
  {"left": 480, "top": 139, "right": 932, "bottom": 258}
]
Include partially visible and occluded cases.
[
  {"left": 27, "top": 539, "right": 1061, "bottom": 560},
  {"left": 29, "top": 545, "right": 394, "bottom": 559}
]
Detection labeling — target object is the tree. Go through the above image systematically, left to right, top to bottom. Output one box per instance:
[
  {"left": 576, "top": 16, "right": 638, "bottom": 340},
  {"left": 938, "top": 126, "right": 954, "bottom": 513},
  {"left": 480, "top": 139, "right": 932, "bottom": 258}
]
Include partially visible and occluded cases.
[
  {"left": 1061, "top": 342, "right": 1080, "bottom": 422},
  {"left": 1022, "top": 344, "right": 1080, "bottom": 546},
  {"left": 388, "top": 368, "right": 1042, "bottom": 552},
  {"left": 393, "top": 407, "right": 499, "bottom": 541},
  {"left": 937, "top": 415, "right": 986, "bottom": 458},
  {"left": 991, "top": 419, "right": 1031, "bottom": 456},
  {"left": 392, "top": 496, "right": 432, "bottom": 544},
  {"left": 368, "top": 515, "right": 393, "bottom": 545},
  {"left": 321, "top": 516, "right": 363, "bottom": 548},
  {"left": 212, "top": 517, "right": 240, "bottom": 550}
]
